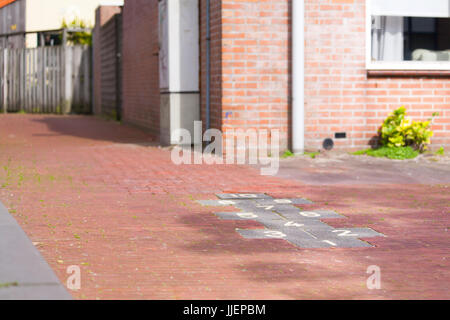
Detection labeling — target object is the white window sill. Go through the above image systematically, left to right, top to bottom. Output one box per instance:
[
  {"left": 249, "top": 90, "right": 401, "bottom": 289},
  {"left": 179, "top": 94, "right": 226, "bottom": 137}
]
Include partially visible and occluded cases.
[{"left": 367, "top": 61, "right": 450, "bottom": 71}]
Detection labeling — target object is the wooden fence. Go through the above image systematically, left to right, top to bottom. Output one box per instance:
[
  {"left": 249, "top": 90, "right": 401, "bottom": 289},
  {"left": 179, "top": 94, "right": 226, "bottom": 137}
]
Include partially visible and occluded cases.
[{"left": 0, "top": 45, "right": 92, "bottom": 114}]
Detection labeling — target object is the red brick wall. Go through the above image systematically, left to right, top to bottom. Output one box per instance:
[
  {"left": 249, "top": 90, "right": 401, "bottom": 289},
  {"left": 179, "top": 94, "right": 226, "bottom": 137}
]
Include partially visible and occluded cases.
[
  {"left": 119, "top": 0, "right": 449, "bottom": 151},
  {"left": 122, "top": 0, "right": 160, "bottom": 137},
  {"left": 218, "top": 0, "right": 291, "bottom": 151},
  {"left": 304, "top": 0, "right": 450, "bottom": 150},
  {"left": 93, "top": 6, "right": 122, "bottom": 116},
  {"left": 93, "top": 6, "right": 122, "bottom": 115}
]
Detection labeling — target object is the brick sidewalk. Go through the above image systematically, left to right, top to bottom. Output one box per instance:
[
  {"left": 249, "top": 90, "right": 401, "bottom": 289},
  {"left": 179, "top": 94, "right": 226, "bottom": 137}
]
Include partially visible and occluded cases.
[{"left": 0, "top": 115, "right": 448, "bottom": 299}]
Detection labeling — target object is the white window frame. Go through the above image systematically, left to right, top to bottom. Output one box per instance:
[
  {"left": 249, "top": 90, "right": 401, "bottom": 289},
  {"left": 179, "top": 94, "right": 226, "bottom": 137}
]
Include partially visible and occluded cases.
[{"left": 366, "top": 0, "right": 450, "bottom": 71}]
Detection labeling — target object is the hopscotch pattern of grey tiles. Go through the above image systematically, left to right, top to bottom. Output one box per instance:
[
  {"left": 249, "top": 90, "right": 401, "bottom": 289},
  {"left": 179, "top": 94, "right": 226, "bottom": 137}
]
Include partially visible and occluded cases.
[{"left": 197, "top": 193, "right": 385, "bottom": 248}]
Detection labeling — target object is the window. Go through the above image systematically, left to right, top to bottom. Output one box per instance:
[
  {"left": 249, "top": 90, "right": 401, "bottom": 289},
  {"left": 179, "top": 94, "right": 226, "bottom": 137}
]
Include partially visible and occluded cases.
[
  {"left": 366, "top": 0, "right": 450, "bottom": 70},
  {"left": 37, "top": 33, "right": 62, "bottom": 47}
]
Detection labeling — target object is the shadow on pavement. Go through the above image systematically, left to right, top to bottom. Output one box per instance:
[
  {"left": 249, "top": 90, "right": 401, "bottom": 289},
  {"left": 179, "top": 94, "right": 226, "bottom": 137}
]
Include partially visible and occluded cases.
[
  {"left": 30, "top": 115, "right": 157, "bottom": 145},
  {"left": 274, "top": 153, "right": 450, "bottom": 185}
]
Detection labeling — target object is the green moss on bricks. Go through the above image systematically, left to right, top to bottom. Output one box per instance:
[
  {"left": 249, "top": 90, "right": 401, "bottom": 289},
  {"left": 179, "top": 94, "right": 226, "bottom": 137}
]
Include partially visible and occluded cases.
[
  {"left": 352, "top": 146, "right": 419, "bottom": 160},
  {"left": 281, "top": 150, "right": 294, "bottom": 159},
  {"left": 0, "top": 282, "right": 19, "bottom": 289}
]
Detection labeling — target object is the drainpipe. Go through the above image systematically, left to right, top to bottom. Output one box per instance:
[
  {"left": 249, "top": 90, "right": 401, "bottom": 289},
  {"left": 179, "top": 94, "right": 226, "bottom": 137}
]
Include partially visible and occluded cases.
[
  {"left": 205, "top": 0, "right": 211, "bottom": 130},
  {"left": 292, "top": 0, "right": 305, "bottom": 153}
]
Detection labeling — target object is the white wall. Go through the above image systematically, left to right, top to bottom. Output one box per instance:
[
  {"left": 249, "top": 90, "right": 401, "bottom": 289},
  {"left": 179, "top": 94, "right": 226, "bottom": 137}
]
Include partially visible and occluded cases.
[
  {"left": 25, "top": 0, "right": 124, "bottom": 31},
  {"left": 25, "top": 0, "right": 123, "bottom": 47},
  {"left": 158, "top": 0, "right": 200, "bottom": 145},
  {"left": 167, "top": 0, "right": 199, "bottom": 92},
  {"left": 369, "top": 0, "right": 450, "bottom": 18}
]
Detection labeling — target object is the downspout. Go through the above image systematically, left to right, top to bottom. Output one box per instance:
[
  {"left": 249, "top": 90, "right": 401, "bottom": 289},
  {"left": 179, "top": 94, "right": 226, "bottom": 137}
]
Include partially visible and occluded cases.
[
  {"left": 205, "top": 0, "right": 211, "bottom": 130},
  {"left": 292, "top": 0, "right": 305, "bottom": 153}
]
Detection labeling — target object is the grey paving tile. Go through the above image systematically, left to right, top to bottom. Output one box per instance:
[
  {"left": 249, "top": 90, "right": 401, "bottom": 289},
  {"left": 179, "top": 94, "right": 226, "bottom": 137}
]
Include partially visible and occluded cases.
[
  {"left": 216, "top": 193, "right": 271, "bottom": 200},
  {"left": 201, "top": 194, "right": 385, "bottom": 249}
]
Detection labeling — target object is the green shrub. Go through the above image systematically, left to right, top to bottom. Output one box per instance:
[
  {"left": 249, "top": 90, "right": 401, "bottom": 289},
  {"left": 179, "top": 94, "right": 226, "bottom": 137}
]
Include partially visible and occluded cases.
[
  {"left": 61, "top": 18, "right": 92, "bottom": 46},
  {"left": 379, "top": 106, "right": 436, "bottom": 152},
  {"left": 380, "top": 106, "right": 407, "bottom": 147}
]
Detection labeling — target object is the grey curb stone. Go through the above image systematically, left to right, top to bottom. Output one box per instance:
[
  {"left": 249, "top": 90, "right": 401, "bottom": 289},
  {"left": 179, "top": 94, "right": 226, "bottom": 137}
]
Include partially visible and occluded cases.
[{"left": 0, "top": 202, "right": 72, "bottom": 300}]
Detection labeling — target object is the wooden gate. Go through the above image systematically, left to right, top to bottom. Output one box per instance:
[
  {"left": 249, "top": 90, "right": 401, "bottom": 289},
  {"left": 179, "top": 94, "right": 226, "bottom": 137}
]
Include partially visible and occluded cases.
[{"left": 0, "top": 45, "right": 91, "bottom": 114}]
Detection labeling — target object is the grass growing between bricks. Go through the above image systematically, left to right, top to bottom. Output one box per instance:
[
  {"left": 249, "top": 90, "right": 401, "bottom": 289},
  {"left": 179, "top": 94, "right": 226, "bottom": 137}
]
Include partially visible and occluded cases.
[
  {"left": 352, "top": 146, "right": 419, "bottom": 160},
  {"left": 435, "top": 147, "right": 445, "bottom": 156},
  {"left": 281, "top": 150, "right": 320, "bottom": 159},
  {"left": 281, "top": 150, "right": 294, "bottom": 159},
  {"left": 304, "top": 151, "right": 320, "bottom": 159},
  {"left": 0, "top": 282, "right": 19, "bottom": 289}
]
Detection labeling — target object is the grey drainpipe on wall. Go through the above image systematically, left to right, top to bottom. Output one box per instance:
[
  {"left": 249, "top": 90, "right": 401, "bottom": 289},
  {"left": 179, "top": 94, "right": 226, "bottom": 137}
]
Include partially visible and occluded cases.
[
  {"left": 206, "top": 0, "right": 211, "bottom": 130},
  {"left": 292, "top": 0, "right": 305, "bottom": 153}
]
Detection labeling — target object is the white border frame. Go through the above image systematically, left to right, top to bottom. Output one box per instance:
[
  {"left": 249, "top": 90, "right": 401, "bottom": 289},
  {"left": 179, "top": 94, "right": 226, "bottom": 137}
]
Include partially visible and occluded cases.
[{"left": 365, "top": 0, "right": 450, "bottom": 71}]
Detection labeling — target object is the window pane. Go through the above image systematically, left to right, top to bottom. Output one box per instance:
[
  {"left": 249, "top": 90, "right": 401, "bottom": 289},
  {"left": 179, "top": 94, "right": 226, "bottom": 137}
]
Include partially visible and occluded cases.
[
  {"left": 371, "top": 16, "right": 404, "bottom": 61},
  {"left": 372, "top": 16, "right": 450, "bottom": 62},
  {"left": 411, "top": 18, "right": 435, "bottom": 33}
]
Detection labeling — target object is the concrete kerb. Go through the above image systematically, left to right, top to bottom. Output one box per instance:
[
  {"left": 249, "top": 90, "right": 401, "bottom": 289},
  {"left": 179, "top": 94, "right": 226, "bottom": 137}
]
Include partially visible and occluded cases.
[{"left": 0, "top": 201, "right": 72, "bottom": 300}]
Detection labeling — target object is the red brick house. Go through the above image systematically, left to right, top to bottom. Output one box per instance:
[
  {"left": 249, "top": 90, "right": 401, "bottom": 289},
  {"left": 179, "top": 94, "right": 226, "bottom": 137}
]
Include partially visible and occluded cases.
[{"left": 107, "top": 0, "right": 450, "bottom": 152}]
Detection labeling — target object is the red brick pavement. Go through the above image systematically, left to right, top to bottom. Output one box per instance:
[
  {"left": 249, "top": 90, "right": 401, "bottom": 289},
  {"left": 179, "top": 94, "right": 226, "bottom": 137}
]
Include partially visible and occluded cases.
[{"left": 0, "top": 115, "right": 448, "bottom": 299}]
